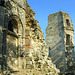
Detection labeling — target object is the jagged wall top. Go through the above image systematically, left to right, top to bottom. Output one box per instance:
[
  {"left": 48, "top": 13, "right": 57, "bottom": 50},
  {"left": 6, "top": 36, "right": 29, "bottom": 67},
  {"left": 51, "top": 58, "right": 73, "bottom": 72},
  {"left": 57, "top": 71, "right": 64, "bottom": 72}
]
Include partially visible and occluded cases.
[
  {"left": 26, "top": 1, "right": 39, "bottom": 27},
  {"left": 49, "top": 11, "right": 69, "bottom": 16}
]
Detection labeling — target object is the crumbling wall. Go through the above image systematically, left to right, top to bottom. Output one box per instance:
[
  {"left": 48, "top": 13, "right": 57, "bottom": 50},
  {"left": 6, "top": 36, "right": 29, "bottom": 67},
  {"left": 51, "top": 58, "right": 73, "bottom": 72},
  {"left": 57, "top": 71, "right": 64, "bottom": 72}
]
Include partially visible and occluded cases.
[
  {"left": 0, "top": 0, "right": 60, "bottom": 75},
  {"left": 22, "top": 1, "right": 60, "bottom": 75},
  {"left": 25, "top": 1, "right": 46, "bottom": 52},
  {"left": 63, "top": 12, "right": 75, "bottom": 72}
]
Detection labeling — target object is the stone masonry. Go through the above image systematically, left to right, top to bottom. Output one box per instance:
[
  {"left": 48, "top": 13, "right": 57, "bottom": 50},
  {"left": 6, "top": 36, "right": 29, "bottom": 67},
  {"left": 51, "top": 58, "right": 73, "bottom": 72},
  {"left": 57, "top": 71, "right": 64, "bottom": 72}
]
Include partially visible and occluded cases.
[
  {"left": 0, "top": 0, "right": 60, "bottom": 75},
  {"left": 46, "top": 11, "right": 75, "bottom": 73}
]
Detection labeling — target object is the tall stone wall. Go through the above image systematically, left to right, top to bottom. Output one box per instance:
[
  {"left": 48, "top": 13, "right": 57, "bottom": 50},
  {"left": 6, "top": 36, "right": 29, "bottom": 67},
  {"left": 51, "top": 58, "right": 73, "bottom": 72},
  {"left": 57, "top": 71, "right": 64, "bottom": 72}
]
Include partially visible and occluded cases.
[
  {"left": 0, "top": 0, "right": 26, "bottom": 73},
  {"left": 46, "top": 11, "right": 75, "bottom": 73},
  {"left": 46, "top": 12, "right": 66, "bottom": 72},
  {"left": 63, "top": 12, "right": 75, "bottom": 72}
]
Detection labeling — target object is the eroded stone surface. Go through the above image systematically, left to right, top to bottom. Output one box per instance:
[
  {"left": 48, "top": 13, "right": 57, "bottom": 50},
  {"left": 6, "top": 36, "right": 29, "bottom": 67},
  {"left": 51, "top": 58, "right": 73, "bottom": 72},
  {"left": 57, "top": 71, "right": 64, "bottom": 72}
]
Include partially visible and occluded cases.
[
  {"left": 0, "top": 0, "right": 60, "bottom": 75},
  {"left": 46, "top": 11, "right": 75, "bottom": 73}
]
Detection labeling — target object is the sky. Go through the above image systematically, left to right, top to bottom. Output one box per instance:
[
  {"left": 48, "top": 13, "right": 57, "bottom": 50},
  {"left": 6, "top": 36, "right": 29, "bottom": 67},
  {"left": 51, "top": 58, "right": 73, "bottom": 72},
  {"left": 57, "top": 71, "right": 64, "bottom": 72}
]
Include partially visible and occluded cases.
[{"left": 27, "top": 0, "right": 75, "bottom": 45}]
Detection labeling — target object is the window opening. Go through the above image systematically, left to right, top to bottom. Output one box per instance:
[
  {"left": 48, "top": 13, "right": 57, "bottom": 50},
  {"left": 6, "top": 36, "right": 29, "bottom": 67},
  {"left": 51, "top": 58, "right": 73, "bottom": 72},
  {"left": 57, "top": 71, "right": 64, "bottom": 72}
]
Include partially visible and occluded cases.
[
  {"left": 8, "top": 19, "right": 18, "bottom": 34},
  {"left": 66, "top": 19, "right": 70, "bottom": 26},
  {"left": 8, "top": 20, "right": 13, "bottom": 32},
  {"left": 66, "top": 34, "right": 70, "bottom": 45},
  {"left": 37, "top": 36, "right": 39, "bottom": 39},
  {"left": 48, "top": 47, "right": 51, "bottom": 57}
]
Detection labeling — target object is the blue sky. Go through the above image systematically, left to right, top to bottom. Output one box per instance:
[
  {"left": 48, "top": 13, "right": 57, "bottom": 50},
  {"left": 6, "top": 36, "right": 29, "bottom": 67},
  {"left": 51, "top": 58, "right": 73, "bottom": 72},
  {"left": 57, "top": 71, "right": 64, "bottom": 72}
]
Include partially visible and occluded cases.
[{"left": 27, "top": 0, "right": 75, "bottom": 44}]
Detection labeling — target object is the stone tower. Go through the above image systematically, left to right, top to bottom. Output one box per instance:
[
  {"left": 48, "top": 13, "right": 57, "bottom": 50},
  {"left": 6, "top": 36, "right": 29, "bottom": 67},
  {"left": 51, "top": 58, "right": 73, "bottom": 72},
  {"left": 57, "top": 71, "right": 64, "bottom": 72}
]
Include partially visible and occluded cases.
[{"left": 46, "top": 11, "right": 74, "bottom": 73}]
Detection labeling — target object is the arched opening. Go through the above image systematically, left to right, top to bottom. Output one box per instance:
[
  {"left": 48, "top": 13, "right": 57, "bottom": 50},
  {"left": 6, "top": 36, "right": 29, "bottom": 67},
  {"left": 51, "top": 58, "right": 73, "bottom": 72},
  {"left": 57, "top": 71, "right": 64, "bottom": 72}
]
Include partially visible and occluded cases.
[
  {"left": 6, "top": 15, "right": 25, "bottom": 69},
  {"left": 7, "top": 16, "right": 23, "bottom": 58},
  {"left": 7, "top": 18, "right": 19, "bottom": 58},
  {"left": 8, "top": 19, "right": 18, "bottom": 34}
]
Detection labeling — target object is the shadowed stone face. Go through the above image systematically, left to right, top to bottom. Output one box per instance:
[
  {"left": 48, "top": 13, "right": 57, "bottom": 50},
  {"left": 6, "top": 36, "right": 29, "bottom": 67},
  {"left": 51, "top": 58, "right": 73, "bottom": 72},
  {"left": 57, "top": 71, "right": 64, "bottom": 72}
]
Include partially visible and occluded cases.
[{"left": 0, "top": 0, "right": 5, "bottom": 6}]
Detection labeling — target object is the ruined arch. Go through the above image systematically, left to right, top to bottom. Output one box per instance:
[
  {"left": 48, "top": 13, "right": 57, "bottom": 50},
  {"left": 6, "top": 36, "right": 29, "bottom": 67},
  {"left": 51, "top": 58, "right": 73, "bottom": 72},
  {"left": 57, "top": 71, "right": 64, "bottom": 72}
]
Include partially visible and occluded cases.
[
  {"left": 6, "top": 14, "right": 26, "bottom": 69},
  {"left": 6, "top": 15, "right": 24, "bottom": 63},
  {"left": 8, "top": 15, "right": 23, "bottom": 34}
]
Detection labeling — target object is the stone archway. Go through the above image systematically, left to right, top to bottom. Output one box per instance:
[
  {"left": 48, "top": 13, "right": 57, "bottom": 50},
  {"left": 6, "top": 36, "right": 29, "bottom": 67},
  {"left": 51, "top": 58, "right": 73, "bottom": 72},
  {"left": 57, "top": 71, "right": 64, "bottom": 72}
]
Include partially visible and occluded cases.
[{"left": 6, "top": 15, "right": 24, "bottom": 69}]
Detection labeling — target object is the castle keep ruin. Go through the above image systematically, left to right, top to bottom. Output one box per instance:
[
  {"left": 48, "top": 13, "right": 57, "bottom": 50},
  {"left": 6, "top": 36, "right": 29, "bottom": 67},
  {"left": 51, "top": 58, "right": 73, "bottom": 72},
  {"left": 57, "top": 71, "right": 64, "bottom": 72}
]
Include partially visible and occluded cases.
[
  {"left": 0, "top": 0, "right": 74, "bottom": 75},
  {"left": 46, "top": 11, "right": 75, "bottom": 73}
]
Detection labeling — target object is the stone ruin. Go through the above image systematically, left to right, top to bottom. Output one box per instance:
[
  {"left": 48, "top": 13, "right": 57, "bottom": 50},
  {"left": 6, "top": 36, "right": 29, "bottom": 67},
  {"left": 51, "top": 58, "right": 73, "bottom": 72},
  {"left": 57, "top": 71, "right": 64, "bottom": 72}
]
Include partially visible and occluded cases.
[
  {"left": 0, "top": 0, "right": 74, "bottom": 75},
  {"left": 0, "top": 0, "right": 60, "bottom": 75},
  {"left": 46, "top": 11, "right": 75, "bottom": 74}
]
